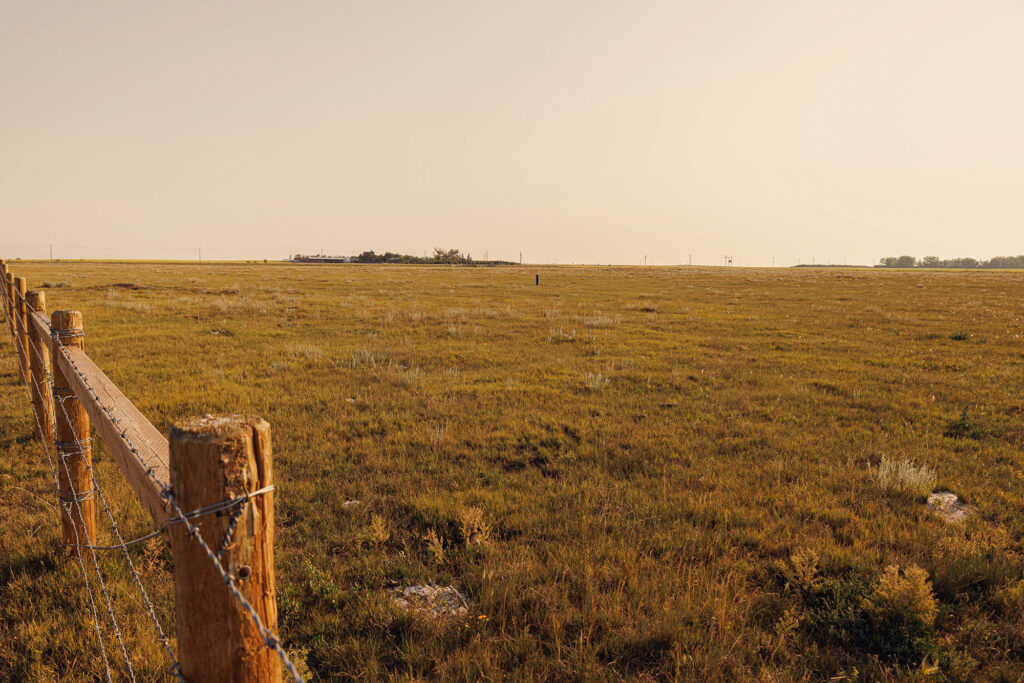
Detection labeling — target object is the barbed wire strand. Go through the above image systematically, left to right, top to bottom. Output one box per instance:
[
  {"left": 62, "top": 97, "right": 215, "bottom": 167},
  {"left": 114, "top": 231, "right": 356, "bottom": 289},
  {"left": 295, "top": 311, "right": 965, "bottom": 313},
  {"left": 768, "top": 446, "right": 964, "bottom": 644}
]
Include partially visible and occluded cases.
[
  {"left": 12, "top": 283, "right": 304, "bottom": 682},
  {"left": 2, "top": 288, "right": 115, "bottom": 682},
  {"left": 20, "top": 302, "right": 183, "bottom": 681},
  {"left": 15, "top": 310, "right": 136, "bottom": 681},
  {"left": 51, "top": 333, "right": 305, "bottom": 681},
  {"left": 51, "top": 403, "right": 138, "bottom": 682},
  {"left": 65, "top": 486, "right": 274, "bottom": 552}
]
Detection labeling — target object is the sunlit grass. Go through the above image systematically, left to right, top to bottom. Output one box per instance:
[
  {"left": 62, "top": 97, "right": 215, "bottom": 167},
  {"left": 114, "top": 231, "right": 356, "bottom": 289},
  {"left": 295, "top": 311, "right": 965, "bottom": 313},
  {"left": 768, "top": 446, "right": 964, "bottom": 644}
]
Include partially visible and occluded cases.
[{"left": 1, "top": 262, "right": 1023, "bottom": 680}]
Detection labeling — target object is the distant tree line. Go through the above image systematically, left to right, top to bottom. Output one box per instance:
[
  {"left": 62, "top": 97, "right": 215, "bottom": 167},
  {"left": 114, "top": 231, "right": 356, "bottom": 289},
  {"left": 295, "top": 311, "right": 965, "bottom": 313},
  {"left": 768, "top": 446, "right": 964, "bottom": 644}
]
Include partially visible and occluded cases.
[
  {"left": 291, "top": 248, "right": 516, "bottom": 265},
  {"left": 354, "top": 248, "right": 475, "bottom": 264},
  {"left": 877, "top": 255, "right": 1024, "bottom": 269}
]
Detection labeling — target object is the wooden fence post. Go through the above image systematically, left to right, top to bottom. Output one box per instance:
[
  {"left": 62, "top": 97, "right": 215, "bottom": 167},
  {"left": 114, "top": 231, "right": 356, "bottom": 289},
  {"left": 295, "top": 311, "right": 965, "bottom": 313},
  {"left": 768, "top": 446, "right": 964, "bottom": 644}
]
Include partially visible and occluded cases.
[
  {"left": 0, "top": 260, "right": 8, "bottom": 322},
  {"left": 0, "top": 264, "right": 16, "bottom": 351},
  {"left": 13, "top": 277, "right": 30, "bottom": 384},
  {"left": 26, "top": 291, "right": 55, "bottom": 443},
  {"left": 51, "top": 310, "right": 96, "bottom": 551},
  {"left": 168, "top": 414, "right": 281, "bottom": 682}
]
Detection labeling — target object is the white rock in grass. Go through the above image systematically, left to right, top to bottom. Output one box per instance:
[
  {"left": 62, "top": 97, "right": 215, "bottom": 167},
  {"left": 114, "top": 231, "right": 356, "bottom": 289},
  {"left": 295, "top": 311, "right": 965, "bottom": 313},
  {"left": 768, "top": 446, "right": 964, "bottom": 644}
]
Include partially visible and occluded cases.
[
  {"left": 927, "top": 492, "right": 971, "bottom": 523},
  {"left": 390, "top": 582, "right": 470, "bottom": 617}
]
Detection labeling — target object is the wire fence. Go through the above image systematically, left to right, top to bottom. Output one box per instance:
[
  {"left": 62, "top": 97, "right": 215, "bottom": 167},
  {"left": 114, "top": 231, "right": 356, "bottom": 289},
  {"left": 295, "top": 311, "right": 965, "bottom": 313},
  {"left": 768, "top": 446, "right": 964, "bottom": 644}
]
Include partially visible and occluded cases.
[{"left": 1, "top": 268, "right": 304, "bottom": 682}]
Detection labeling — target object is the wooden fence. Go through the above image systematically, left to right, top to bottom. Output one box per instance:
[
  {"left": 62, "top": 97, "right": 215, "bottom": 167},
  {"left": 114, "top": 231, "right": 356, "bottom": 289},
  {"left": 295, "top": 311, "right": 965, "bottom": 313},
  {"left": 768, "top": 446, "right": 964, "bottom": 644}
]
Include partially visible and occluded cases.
[{"left": 0, "top": 259, "right": 301, "bottom": 682}]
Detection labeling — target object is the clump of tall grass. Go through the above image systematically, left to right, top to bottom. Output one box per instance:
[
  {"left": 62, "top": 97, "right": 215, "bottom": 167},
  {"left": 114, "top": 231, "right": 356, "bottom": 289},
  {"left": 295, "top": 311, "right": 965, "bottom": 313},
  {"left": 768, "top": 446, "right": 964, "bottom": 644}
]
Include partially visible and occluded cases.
[
  {"left": 105, "top": 288, "right": 152, "bottom": 312},
  {"left": 441, "top": 307, "right": 468, "bottom": 322},
  {"left": 581, "top": 312, "right": 621, "bottom": 328},
  {"left": 547, "top": 328, "right": 577, "bottom": 343},
  {"left": 287, "top": 343, "right": 323, "bottom": 362},
  {"left": 349, "top": 347, "right": 392, "bottom": 371},
  {"left": 583, "top": 372, "right": 610, "bottom": 390},
  {"left": 873, "top": 456, "right": 936, "bottom": 496}
]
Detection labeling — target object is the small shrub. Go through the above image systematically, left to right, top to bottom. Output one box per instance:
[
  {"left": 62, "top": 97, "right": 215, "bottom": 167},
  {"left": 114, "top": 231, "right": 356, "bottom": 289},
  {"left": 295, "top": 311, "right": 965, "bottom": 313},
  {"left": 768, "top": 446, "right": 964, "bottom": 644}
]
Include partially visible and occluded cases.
[
  {"left": 584, "top": 372, "right": 610, "bottom": 390},
  {"left": 944, "top": 405, "right": 988, "bottom": 439},
  {"left": 873, "top": 456, "right": 936, "bottom": 497},
  {"left": 457, "top": 507, "right": 491, "bottom": 548},
  {"left": 369, "top": 514, "right": 390, "bottom": 548},
  {"left": 423, "top": 528, "right": 445, "bottom": 565},
  {"left": 785, "top": 548, "right": 821, "bottom": 593},
  {"left": 866, "top": 564, "right": 938, "bottom": 628},
  {"left": 800, "top": 568, "right": 938, "bottom": 668}
]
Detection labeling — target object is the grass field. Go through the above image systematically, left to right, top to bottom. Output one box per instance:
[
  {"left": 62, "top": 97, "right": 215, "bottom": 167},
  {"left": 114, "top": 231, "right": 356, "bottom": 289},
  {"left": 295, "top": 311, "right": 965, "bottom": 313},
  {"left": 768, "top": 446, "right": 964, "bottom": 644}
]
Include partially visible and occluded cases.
[{"left": 1, "top": 262, "right": 1023, "bottom": 680}]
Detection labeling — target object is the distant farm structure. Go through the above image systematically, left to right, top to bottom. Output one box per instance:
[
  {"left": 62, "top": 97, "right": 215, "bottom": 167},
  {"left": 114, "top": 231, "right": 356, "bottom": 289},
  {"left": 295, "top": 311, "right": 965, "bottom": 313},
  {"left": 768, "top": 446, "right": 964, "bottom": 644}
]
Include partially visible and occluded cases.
[
  {"left": 291, "top": 249, "right": 519, "bottom": 266},
  {"left": 291, "top": 255, "right": 358, "bottom": 264}
]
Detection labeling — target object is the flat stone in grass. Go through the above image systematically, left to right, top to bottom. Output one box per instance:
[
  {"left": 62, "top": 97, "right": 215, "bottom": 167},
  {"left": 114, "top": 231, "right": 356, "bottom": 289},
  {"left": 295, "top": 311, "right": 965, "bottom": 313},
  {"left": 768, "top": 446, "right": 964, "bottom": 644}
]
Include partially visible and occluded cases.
[
  {"left": 927, "top": 492, "right": 971, "bottom": 523},
  {"left": 390, "top": 582, "right": 470, "bottom": 617}
]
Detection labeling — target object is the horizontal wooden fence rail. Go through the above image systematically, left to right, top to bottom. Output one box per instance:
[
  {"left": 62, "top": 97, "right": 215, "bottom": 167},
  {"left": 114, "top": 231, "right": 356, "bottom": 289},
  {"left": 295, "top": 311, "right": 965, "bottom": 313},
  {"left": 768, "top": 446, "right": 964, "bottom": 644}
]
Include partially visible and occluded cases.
[
  {"left": 0, "top": 260, "right": 301, "bottom": 683},
  {"left": 26, "top": 305, "right": 173, "bottom": 525}
]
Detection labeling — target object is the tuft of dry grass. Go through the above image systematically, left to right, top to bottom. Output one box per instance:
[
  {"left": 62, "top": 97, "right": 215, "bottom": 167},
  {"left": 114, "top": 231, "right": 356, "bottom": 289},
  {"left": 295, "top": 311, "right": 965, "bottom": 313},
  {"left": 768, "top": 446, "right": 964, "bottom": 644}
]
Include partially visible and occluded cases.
[{"left": 874, "top": 456, "right": 937, "bottom": 497}]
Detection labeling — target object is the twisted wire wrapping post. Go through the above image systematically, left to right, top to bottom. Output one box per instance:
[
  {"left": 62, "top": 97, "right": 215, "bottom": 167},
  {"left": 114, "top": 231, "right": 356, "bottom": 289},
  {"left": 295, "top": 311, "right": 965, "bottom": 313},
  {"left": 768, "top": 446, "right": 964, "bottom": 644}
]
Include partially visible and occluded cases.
[
  {"left": 20, "top": 286, "right": 305, "bottom": 682},
  {"left": 19, "top": 292, "right": 182, "bottom": 680},
  {"left": 65, "top": 485, "right": 275, "bottom": 552}
]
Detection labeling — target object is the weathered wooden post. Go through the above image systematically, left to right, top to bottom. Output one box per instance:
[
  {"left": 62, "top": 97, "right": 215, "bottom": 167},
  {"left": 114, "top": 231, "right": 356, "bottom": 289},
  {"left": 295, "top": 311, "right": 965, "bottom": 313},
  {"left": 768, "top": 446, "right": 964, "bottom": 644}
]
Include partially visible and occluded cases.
[
  {"left": 0, "top": 260, "right": 8, "bottom": 321},
  {"left": 0, "top": 263, "right": 15, "bottom": 349},
  {"left": 5, "top": 266, "right": 17, "bottom": 325},
  {"left": 13, "top": 277, "right": 30, "bottom": 384},
  {"left": 25, "top": 291, "right": 55, "bottom": 443},
  {"left": 51, "top": 310, "right": 96, "bottom": 550},
  {"left": 168, "top": 414, "right": 281, "bottom": 682}
]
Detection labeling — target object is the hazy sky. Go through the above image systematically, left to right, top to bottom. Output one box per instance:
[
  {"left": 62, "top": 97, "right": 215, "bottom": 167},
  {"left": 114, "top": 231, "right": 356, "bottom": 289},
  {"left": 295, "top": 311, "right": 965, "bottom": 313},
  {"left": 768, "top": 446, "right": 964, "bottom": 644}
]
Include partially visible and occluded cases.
[{"left": 2, "top": 1, "right": 1022, "bottom": 265}]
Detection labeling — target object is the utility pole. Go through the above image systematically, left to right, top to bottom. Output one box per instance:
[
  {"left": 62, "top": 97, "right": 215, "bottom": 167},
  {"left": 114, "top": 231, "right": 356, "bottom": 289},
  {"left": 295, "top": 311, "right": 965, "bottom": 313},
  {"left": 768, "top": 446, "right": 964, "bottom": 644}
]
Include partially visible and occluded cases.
[
  {"left": 50, "top": 243, "right": 53, "bottom": 261},
  {"left": 199, "top": 248, "right": 202, "bottom": 262},
  {"left": 772, "top": 256, "right": 775, "bottom": 268}
]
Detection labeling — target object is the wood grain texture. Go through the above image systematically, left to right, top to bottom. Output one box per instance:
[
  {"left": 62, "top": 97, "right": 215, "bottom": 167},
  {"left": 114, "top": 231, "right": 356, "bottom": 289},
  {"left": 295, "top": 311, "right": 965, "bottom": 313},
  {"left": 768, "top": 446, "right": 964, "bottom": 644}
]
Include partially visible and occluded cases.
[
  {"left": 0, "top": 262, "right": 9, "bottom": 328},
  {"left": 1, "top": 265, "right": 17, "bottom": 355},
  {"left": 13, "top": 277, "right": 29, "bottom": 385},
  {"left": 25, "top": 291, "right": 54, "bottom": 443},
  {"left": 28, "top": 307, "right": 54, "bottom": 353},
  {"left": 50, "top": 310, "right": 96, "bottom": 550},
  {"left": 53, "top": 343, "right": 171, "bottom": 526},
  {"left": 169, "top": 414, "right": 280, "bottom": 683}
]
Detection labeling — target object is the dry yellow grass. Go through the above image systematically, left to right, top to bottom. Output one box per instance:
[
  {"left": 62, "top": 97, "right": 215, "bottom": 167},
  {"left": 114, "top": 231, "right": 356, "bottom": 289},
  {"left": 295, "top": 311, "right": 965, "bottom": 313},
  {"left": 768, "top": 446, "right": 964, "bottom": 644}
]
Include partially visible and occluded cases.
[{"left": 1, "top": 262, "right": 1023, "bottom": 680}]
